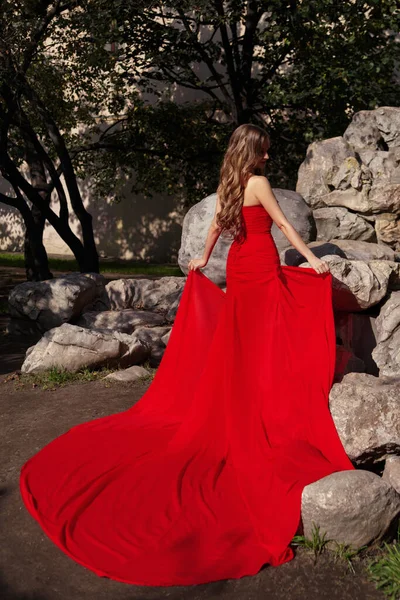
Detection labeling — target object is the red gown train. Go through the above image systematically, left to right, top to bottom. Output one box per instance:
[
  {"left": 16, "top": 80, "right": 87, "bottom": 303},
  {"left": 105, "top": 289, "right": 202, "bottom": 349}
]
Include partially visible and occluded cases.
[{"left": 20, "top": 205, "right": 355, "bottom": 586}]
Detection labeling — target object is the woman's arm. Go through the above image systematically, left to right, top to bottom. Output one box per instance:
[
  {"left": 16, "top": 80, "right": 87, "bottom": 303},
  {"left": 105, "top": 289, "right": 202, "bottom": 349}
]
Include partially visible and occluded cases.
[
  {"left": 250, "top": 176, "right": 330, "bottom": 274},
  {"left": 188, "top": 196, "right": 222, "bottom": 271}
]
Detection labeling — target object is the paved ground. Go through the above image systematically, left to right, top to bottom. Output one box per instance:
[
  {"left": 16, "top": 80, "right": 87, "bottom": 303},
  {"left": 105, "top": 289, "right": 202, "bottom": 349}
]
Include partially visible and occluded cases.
[{"left": 0, "top": 267, "right": 387, "bottom": 600}]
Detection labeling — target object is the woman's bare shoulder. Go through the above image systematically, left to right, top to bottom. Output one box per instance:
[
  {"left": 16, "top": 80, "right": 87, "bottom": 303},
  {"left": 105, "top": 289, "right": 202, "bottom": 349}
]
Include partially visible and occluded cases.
[{"left": 246, "top": 175, "right": 270, "bottom": 189}]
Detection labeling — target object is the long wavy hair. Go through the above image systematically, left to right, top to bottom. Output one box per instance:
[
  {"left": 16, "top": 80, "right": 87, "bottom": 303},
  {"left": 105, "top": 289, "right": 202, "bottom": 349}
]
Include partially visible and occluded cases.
[{"left": 216, "top": 123, "right": 270, "bottom": 243}]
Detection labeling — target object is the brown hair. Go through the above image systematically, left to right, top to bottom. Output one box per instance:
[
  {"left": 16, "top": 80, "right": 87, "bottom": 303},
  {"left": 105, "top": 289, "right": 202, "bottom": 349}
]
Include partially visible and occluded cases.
[{"left": 216, "top": 123, "right": 270, "bottom": 242}]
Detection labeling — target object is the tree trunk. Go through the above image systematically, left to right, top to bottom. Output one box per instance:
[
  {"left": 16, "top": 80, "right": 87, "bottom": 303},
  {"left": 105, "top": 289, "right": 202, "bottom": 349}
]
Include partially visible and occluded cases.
[
  {"left": 24, "top": 142, "right": 53, "bottom": 281},
  {"left": 24, "top": 206, "right": 53, "bottom": 281}
]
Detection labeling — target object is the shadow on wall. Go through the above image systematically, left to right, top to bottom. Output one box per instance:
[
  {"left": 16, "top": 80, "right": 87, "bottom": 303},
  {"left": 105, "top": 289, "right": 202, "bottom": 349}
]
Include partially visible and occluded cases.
[
  {"left": 41, "top": 173, "right": 187, "bottom": 263},
  {"left": 0, "top": 174, "right": 188, "bottom": 263},
  {"left": 87, "top": 189, "right": 185, "bottom": 263},
  {"left": 0, "top": 206, "right": 25, "bottom": 252}
]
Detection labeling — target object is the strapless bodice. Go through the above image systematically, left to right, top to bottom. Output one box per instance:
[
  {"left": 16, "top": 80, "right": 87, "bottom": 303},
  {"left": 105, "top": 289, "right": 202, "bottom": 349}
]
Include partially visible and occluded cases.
[{"left": 242, "top": 204, "right": 272, "bottom": 234}]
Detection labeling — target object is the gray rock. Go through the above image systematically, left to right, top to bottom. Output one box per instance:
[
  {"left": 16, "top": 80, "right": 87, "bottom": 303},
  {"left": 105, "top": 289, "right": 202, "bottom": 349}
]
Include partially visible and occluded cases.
[
  {"left": 375, "top": 107, "right": 400, "bottom": 148},
  {"left": 343, "top": 110, "right": 386, "bottom": 151},
  {"left": 296, "top": 137, "right": 355, "bottom": 207},
  {"left": 358, "top": 149, "right": 400, "bottom": 184},
  {"left": 368, "top": 183, "right": 400, "bottom": 215},
  {"left": 317, "top": 188, "right": 371, "bottom": 213},
  {"left": 178, "top": 190, "right": 316, "bottom": 286},
  {"left": 313, "top": 206, "right": 376, "bottom": 242},
  {"left": 375, "top": 213, "right": 400, "bottom": 251},
  {"left": 281, "top": 239, "right": 399, "bottom": 265},
  {"left": 299, "top": 256, "right": 394, "bottom": 311},
  {"left": 8, "top": 273, "right": 105, "bottom": 333},
  {"left": 105, "top": 276, "right": 185, "bottom": 323},
  {"left": 372, "top": 291, "right": 400, "bottom": 377},
  {"left": 76, "top": 309, "right": 165, "bottom": 333},
  {"left": 21, "top": 323, "right": 149, "bottom": 374},
  {"left": 133, "top": 326, "right": 172, "bottom": 367},
  {"left": 109, "top": 330, "right": 152, "bottom": 369},
  {"left": 161, "top": 330, "right": 172, "bottom": 345},
  {"left": 104, "top": 365, "right": 151, "bottom": 383},
  {"left": 329, "top": 372, "right": 400, "bottom": 464},
  {"left": 382, "top": 456, "right": 400, "bottom": 495},
  {"left": 301, "top": 470, "right": 400, "bottom": 549}
]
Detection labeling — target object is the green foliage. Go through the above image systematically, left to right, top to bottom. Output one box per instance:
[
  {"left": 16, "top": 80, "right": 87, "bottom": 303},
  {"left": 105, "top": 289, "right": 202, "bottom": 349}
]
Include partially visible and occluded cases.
[
  {"left": 1, "top": 0, "right": 399, "bottom": 218},
  {"left": 0, "top": 253, "right": 183, "bottom": 276},
  {"left": 15, "top": 366, "right": 116, "bottom": 390},
  {"left": 291, "top": 522, "right": 331, "bottom": 563},
  {"left": 366, "top": 522, "right": 400, "bottom": 599},
  {"left": 332, "top": 541, "right": 368, "bottom": 575}
]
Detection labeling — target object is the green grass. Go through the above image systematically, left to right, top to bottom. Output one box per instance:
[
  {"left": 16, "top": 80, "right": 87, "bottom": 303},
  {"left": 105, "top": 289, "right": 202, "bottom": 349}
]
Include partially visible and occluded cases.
[
  {"left": 0, "top": 252, "right": 184, "bottom": 277},
  {"left": 6, "top": 361, "right": 158, "bottom": 390},
  {"left": 10, "top": 366, "right": 117, "bottom": 390},
  {"left": 291, "top": 520, "right": 400, "bottom": 596},
  {"left": 291, "top": 522, "right": 332, "bottom": 564},
  {"left": 366, "top": 522, "right": 400, "bottom": 600}
]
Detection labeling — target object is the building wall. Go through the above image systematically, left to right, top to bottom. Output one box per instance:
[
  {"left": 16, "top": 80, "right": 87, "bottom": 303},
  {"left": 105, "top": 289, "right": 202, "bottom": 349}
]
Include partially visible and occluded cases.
[{"left": 0, "top": 174, "right": 187, "bottom": 263}]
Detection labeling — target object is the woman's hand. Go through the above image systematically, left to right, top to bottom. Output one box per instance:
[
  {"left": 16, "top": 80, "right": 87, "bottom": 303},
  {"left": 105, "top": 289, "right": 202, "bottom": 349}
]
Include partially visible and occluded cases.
[
  {"left": 307, "top": 255, "right": 330, "bottom": 274},
  {"left": 188, "top": 257, "right": 208, "bottom": 272}
]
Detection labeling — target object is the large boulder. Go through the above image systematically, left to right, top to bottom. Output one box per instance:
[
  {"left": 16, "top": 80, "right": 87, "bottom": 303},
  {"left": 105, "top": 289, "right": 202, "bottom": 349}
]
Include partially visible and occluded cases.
[
  {"left": 343, "top": 107, "right": 400, "bottom": 151},
  {"left": 296, "top": 108, "right": 400, "bottom": 248},
  {"left": 296, "top": 137, "right": 356, "bottom": 208},
  {"left": 178, "top": 190, "right": 316, "bottom": 286},
  {"left": 312, "top": 206, "right": 376, "bottom": 242},
  {"left": 375, "top": 212, "right": 400, "bottom": 251},
  {"left": 281, "top": 239, "right": 400, "bottom": 265},
  {"left": 299, "top": 256, "right": 396, "bottom": 311},
  {"left": 8, "top": 273, "right": 105, "bottom": 334},
  {"left": 104, "top": 276, "right": 185, "bottom": 322},
  {"left": 372, "top": 291, "right": 400, "bottom": 377},
  {"left": 76, "top": 309, "right": 165, "bottom": 333},
  {"left": 21, "top": 323, "right": 150, "bottom": 374},
  {"left": 329, "top": 372, "right": 400, "bottom": 465},
  {"left": 382, "top": 456, "right": 400, "bottom": 495},
  {"left": 301, "top": 470, "right": 400, "bottom": 549}
]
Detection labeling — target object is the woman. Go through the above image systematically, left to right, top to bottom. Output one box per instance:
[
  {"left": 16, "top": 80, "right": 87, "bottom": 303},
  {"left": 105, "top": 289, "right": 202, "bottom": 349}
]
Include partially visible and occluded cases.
[
  {"left": 20, "top": 124, "right": 355, "bottom": 588},
  {"left": 188, "top": 124, "right": 329, "bottom": 276}
]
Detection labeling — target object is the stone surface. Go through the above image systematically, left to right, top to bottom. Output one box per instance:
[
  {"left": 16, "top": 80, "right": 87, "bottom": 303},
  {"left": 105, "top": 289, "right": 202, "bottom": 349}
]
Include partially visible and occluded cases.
[
  {"left": 343, "top": 107, "right": 400, "bottom": 151},
  {"left": 296, "top": 137, "right": 356, "bottom": 208},
  {"left": 178, "top": 190, "right": 316, "bottom": 285},
  {"left": 313, "top": 206, "right": 376, "bottom": 242},
  {"left": 375, "top": 212, "right": 400, "bottom": 251},
  {"left": 281, "top": 239, "right": 400, "bottom": 265},
  {"left": 299, "top": 256, "right": 394, "bottom": 311},
  {"left": 8, "top": 273, "right": 105, "bottom": 333},
  {"left": 105, "top": 276, "right": 185, "bottom": 323},
  {"left": 372, "top": 291, "right": 400, "bottom": 377},
  {"left": 76, "top": 309, "right": 165, "bottom": 333},
  {"left": 21, "top": 323, "right": 149, "bottom": 374},
  {"left": 133, "top": 326, "right": 172, "bottom": 367},
  {"left": 104, "top": 365, "right": 151, "bottom": 382},
  {"left": 329, "top": 372, "right": 400, "bottom": 465},
  {"left": 382, "top": 456, "right": 400, "bottom": 495},
  {"left": 301, "top": 470, "right": 400, "bottom": 549}
]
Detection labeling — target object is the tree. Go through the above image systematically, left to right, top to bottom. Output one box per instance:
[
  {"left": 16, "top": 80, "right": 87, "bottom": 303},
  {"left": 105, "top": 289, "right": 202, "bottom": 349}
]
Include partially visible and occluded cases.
[
  {"left": 0, "top": 0, "right": 145, "bottom": 279},
  {"left": 91, "top": 0, "right": 399, "bottom": 199},
  {"left": 1, "top": 1, "right": 399, "bottom": 280}
]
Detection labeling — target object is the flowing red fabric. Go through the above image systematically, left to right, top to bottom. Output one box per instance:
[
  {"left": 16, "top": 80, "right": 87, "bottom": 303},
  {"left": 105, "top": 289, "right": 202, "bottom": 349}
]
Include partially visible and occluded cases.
[{"left": 20, "top": 205, "right": 355, "bottom": 586}]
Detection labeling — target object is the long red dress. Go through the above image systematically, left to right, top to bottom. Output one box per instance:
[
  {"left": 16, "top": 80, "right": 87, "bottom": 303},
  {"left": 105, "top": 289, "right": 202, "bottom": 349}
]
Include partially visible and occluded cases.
[{"left": 20, "top": 204, "right": 355, "bottom": 586}]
